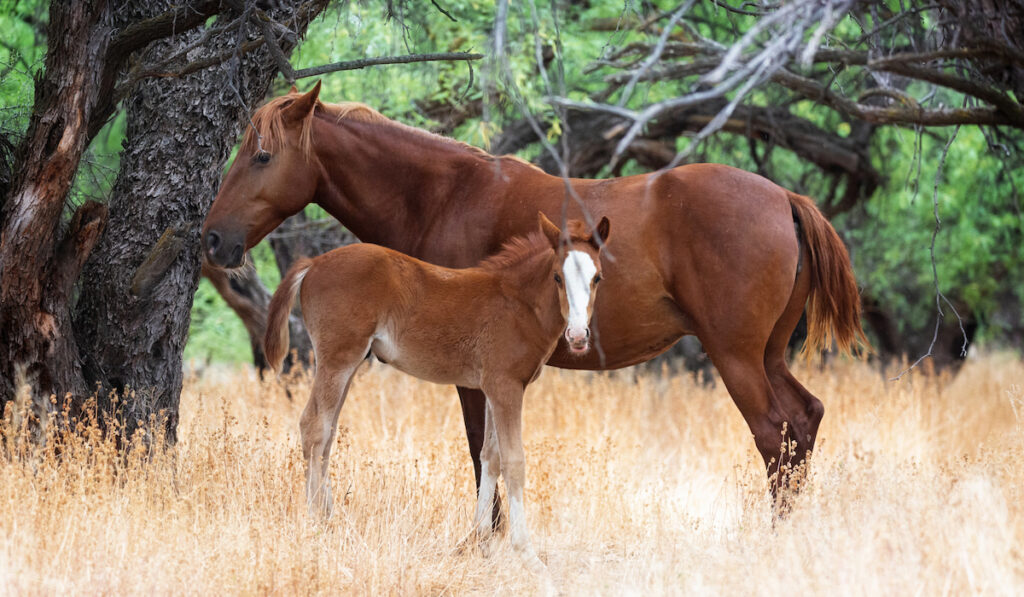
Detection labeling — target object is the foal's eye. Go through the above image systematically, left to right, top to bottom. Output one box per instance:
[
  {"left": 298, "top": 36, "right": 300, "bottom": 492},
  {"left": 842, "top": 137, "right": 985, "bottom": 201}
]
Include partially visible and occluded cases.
[
  {"left": 254, "top": 151, "right": 271, "bottom": 164},
  {"left": 554, "top": 273, "right": 563, "bottom": 285},
  {"left": 594, "top": 274, "right": 603, "bottom": 284}
]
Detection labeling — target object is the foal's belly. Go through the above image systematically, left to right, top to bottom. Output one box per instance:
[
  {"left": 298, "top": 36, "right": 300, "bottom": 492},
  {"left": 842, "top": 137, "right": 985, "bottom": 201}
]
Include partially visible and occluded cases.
[{"left": 370, "top": 331, "right": 481, "bottom": 388}]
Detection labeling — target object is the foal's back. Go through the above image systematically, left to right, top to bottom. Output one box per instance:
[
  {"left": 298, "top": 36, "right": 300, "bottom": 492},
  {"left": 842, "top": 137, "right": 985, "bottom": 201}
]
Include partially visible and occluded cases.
[{"left": 298, "top": 242, "right": 555, "bottom": 388}]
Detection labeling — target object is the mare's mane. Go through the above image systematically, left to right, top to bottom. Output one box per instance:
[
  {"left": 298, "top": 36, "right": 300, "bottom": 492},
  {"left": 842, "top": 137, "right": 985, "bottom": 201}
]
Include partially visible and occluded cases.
[
  {"left": 240, "top": 92, "right": 538, "bottom": 169},
  {"left": 479, "top": 231, "right": 553, "bottom": 273}
]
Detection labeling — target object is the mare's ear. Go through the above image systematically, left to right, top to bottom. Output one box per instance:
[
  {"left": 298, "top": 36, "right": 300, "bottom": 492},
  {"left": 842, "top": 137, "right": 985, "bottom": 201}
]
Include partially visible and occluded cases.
[
  {"left": 282, "top": 80, "right": 321, "bottom": 123},
  {"left": 538, "top": 212, "right": 561, "bottom": 248},
  {"left": 591, "top": 216, "right": 610, "bottom": 250}
]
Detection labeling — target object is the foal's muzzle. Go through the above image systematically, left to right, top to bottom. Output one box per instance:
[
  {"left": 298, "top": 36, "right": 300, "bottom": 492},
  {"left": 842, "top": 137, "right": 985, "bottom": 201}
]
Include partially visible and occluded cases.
[
  {"left": 203, "top": 229, "right": 244, "bottom": 269},
  {"left": 565, "top": 328, "right": 591, "bottom": 354}
]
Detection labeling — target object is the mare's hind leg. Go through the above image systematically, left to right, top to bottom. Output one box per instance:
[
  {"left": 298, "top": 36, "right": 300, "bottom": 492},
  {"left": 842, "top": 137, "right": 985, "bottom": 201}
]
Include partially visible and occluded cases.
[
  {"left": 764, "top": 263, "right": 824, "bottom": 470},
  {"left": 705, "top": 344, "right": 816, "bottom": 512},
  {"left": 701, "top": 346, "right": 791, "bottom": 479},
  {"left": 301, "top": 355, "right": 362, "bottom": 518},
  {"left": 457, "top": 386, "right": 503, "bottom": 530},
  {"left": 473, "top": 401, "right": 501, "bottom": 553}
]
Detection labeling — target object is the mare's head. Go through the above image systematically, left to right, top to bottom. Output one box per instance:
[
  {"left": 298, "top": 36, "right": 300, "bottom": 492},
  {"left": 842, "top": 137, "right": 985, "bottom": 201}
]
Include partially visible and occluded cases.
[
  {"left": 202, "top": 83, "right": 324, "bottom": 268},
  {"left": 539, "top": 212, "right": 610, "bottom": 355}
]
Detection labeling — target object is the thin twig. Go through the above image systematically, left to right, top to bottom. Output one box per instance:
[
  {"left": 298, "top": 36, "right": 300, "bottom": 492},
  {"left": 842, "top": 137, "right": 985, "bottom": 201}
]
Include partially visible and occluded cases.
[{"left": 890, "top": 124, "right": 965, "bottom": 381}]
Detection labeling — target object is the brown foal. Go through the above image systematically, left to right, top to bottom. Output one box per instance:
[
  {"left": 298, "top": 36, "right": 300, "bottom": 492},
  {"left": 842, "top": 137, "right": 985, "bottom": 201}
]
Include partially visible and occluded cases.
[{"left": 264, "top": 213, "right": 609, "bottom": 571}]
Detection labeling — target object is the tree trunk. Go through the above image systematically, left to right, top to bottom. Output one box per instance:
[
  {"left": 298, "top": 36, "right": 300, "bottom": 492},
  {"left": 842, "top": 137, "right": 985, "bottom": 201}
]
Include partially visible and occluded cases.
[
  {"left": 73, "top": 1, "right": 327, "bottom": 442},
  {"left": 0, "top": 2, "right": 113, "bottom": 414}
]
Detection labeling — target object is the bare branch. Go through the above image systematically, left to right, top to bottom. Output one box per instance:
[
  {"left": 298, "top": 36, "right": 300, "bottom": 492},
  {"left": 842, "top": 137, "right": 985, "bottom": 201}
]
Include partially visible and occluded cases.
[
  {"left": 107, "top": 1, "right": 222, "bottom": 61},
  {"left": 252, "top": 8, "right": 296, "bottom": 82},
  {"left": 291, "top": 52, "right": 483, "bottom": 79}
]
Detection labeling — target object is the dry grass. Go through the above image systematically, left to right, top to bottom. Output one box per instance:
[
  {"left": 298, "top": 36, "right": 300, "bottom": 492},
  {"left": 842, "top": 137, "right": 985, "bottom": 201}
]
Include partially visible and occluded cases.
[{"left": 2, "top": 354, "right": 1023, "bottom": 595}]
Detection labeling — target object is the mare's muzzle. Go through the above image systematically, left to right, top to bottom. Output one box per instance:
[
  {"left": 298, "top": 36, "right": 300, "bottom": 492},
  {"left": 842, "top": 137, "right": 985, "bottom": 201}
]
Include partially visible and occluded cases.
[{"left": 203, "top": 229, "right": 245, "bottom": 269}]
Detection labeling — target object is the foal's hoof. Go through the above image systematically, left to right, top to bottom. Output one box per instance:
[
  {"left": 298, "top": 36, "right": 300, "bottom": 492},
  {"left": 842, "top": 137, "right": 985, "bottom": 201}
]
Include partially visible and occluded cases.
[
  {"left": 478, "top": 537, "right": 497, "bottom": 559},
  {"left": 522, "top": 553, "right": 548, "bottom": 576}
]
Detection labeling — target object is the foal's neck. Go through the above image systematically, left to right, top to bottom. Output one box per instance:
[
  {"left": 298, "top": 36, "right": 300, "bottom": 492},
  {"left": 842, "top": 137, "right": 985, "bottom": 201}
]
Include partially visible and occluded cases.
[{"left": 491, "top": 250, "right": 563, "bottom": 335}]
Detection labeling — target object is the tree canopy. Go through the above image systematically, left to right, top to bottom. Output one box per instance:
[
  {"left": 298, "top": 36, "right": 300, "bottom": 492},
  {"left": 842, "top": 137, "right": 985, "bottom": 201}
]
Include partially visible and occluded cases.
[{"left": 1, "top": 0, "right": 1021, "bottom": 411}]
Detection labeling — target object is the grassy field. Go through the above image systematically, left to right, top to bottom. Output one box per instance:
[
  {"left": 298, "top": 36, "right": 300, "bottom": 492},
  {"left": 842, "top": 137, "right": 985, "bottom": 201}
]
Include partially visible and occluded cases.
[{"left": 2, "top": 354, "right": 1022, "bottom": 595}]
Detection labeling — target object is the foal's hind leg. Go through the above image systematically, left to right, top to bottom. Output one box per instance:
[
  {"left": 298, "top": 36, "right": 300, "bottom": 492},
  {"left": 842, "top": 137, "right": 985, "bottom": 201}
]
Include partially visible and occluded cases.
[
  {"left": 301, "top": 355, "right": 361, "bottom": 518},
  {"left": 458, "top": 386, "right": 503, "bottom": 530},
  {"left": 473, "top": 401, "right": 501, "bottom": 553}
]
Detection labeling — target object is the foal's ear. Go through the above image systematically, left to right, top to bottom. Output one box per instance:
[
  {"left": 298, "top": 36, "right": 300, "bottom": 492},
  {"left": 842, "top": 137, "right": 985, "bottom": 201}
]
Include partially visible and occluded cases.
[
  {"left": 282, "top": 80, "right": 321, "bottom": 123},
  {"left": 288, "top": 84, "right": 299, "bottom": 94},
  {"left": 538, "top": 212, "right": 561, "bottom": 248},
  {"left": 591, "top": 216, "right": 610, "bottom": 250}
]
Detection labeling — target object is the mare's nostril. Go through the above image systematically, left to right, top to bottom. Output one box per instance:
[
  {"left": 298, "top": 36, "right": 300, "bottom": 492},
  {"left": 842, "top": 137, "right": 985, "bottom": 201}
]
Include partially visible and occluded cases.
[
  {"left": 206, "top": 231, "right": 221, "bottom": 252},
  {"left": 230, "top": 243, "right": 243, "bottom": 265}
]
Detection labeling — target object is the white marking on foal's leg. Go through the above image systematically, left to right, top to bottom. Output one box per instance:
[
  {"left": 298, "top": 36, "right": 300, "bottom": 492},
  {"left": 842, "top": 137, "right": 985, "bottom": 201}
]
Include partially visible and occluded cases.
[
  {"left": 563, "top": 250, "right": 597, "bottom": 342},
  {"left": 474, "top": 405, "right": 500, "bottom": 550}
]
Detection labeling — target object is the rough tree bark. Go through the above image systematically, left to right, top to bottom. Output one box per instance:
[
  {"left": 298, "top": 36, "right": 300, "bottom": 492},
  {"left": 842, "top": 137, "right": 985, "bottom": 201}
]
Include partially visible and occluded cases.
[
  {"left": 73, "top": 1, "right": 327, "bottom": 441},
  {"left": 0, "top": 3, "right": 114, "bottom": 413}
]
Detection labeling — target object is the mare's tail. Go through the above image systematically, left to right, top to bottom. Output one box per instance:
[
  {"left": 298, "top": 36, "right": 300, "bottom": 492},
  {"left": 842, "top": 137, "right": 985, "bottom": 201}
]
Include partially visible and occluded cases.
[
  {"left": 788, "top": 192, "right": 869, "bottom": 358},
  {"left": 265, "top": 258, "right": 314, "bottom": 374}
]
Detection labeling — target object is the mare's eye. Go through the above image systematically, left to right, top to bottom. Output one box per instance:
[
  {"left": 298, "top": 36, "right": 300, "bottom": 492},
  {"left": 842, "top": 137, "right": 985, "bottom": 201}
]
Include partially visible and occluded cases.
[
  {"left": 255, "top": 151, "right": 271, "bottom": 164},
  {"left": 554, "top": 273, "right": 563, "bottom": 285},
  {"left": 594, "top": 274, "right": 602, "bottom": 284}
]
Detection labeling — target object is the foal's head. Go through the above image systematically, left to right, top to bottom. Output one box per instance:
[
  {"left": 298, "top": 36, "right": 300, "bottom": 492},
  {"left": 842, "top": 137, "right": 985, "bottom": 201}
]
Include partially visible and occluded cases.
[
  {"left": 203, "top": 83, "right": 324, "bottom": 268},
  {"left": 539, "top": 213, "right": 610, "bottom": 355}
]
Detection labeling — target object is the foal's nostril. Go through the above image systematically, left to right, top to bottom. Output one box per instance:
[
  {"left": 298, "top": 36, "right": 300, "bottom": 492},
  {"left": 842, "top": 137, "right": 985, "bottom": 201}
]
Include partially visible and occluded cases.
[
  {"left": 206, "top": 230, "right": 221, "bottom": 252},
  {"left": 585, "top": 329, "right": 591, "bottom": 338}
]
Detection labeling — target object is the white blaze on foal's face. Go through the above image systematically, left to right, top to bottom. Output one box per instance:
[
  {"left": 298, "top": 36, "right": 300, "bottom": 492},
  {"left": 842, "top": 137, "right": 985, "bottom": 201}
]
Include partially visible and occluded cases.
[{"left": 562, "top": 250, "right": 599, "bottom": 352}]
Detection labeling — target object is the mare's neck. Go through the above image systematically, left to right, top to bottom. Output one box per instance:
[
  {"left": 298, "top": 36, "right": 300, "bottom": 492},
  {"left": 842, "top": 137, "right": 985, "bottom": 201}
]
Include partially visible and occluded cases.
[{"left": 310, "top": 114, "right": 508, "bottom": 259}]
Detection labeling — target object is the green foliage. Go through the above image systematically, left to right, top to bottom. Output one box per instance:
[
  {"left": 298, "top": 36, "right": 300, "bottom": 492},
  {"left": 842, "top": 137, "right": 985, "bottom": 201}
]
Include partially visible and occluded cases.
[
  {"left": 0, "top": 0, "right": 46, "bottom": 134},
  {"left": 5, "top": 1, "right": 1018, "bottom": 362},
  {"left": 844, "top": 127, "right": 1024, "bottom": 339}
]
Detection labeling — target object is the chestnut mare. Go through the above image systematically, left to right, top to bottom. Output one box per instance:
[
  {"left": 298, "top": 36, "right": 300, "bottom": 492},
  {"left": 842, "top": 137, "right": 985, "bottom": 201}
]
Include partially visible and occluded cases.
[
  {"left": 202, "top": 83, "right": 864, "bottom": 512},
  {"left": 264, "top": 213, "right": 607, "bottom": 571}
]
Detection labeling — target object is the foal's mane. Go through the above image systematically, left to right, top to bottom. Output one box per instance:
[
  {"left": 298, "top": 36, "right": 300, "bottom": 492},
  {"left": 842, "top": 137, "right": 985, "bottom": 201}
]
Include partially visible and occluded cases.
[
  {"left": 240, "top": 92, "right": 538, "bottom": 169},
  {"left": 479, "top": 231, "right": 553, "bottom": 273}
]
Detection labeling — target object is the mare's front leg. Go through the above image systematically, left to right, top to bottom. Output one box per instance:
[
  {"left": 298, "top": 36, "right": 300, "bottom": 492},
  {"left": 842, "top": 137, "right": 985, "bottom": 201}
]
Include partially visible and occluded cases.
[
  {"left": 301, "top": 357, "right": 360, "bottom": 519},
  {"left": 484, "top": 380, "right": 547, "bottom": 575},
  {"left": 457, "top": 386, "right": 503, "bottom": 529}
]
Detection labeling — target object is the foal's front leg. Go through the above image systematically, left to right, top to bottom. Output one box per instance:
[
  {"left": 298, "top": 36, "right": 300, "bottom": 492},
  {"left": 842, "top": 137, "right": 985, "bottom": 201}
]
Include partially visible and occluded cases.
[{"left": 484, "top": 380, "right": 546, "bottom": 575}]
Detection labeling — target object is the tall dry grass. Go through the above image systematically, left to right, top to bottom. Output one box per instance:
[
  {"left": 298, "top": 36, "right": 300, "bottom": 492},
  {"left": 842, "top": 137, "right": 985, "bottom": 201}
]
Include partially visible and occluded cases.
[{"left": 1, "top": 354, "right": 1022, "bottom": 595}]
